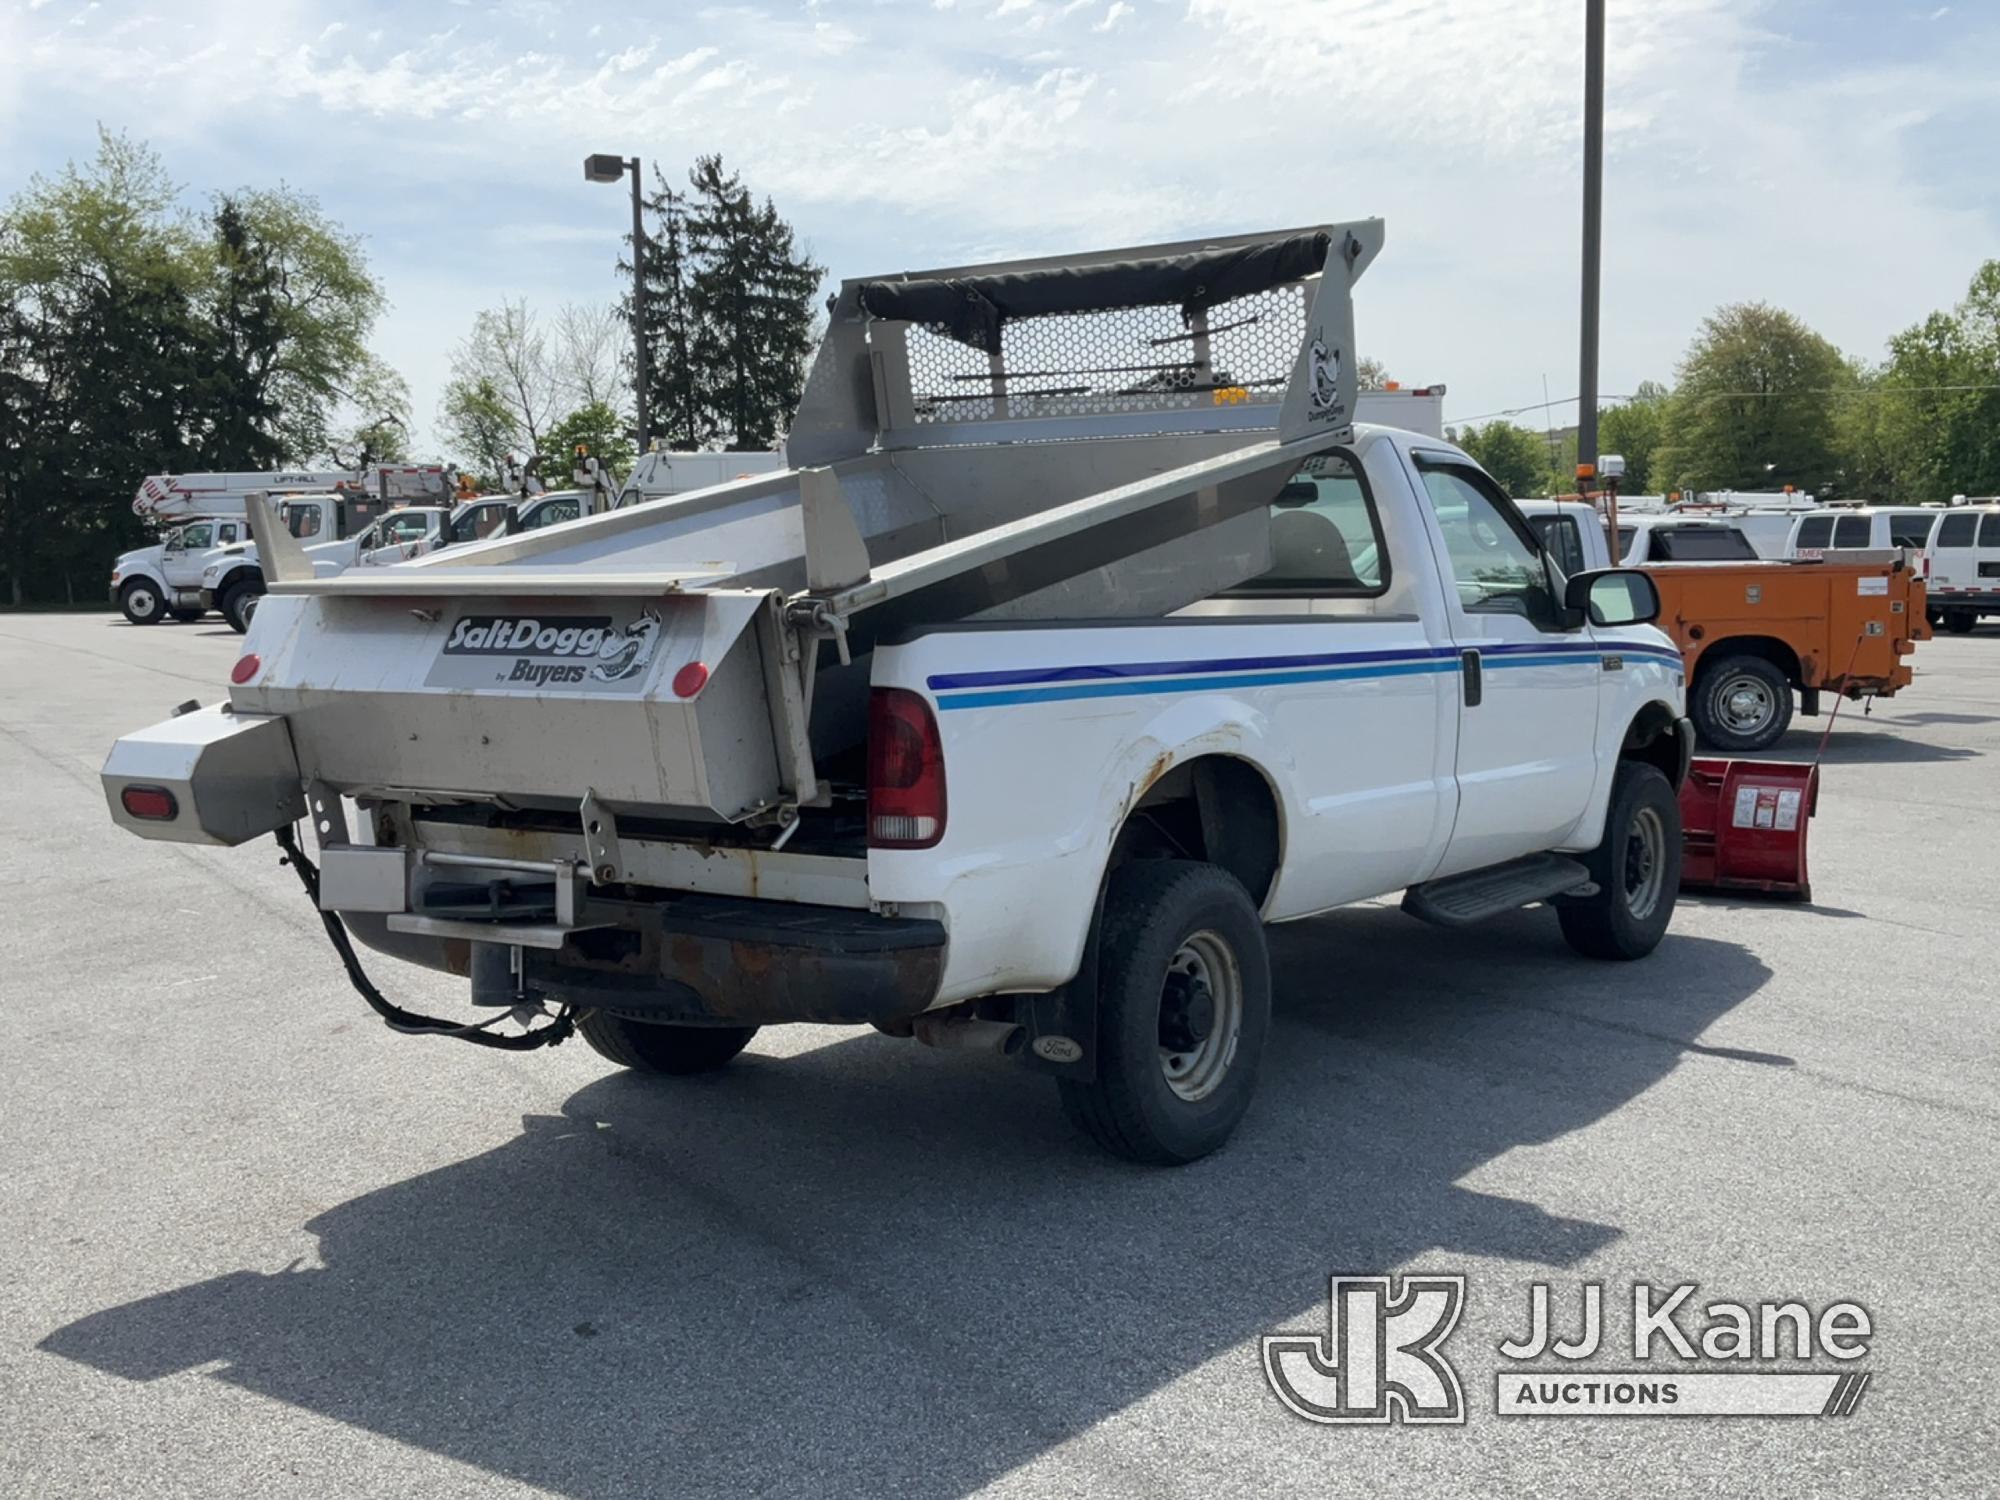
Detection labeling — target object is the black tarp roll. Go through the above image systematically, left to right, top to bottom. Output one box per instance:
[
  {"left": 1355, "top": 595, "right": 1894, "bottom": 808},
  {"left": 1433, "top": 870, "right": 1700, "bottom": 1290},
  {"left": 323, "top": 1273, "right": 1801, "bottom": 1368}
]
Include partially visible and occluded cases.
[{"left": 857, "top": 232, "right": 1333, "bottom": 355}]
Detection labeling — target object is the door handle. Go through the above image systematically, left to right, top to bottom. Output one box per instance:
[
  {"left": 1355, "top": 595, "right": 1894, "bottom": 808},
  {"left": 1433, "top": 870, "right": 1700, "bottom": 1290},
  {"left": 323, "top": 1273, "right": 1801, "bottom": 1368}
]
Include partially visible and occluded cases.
[{"left": 1460, "top": 649, "right": 1483, "bottom": 708}]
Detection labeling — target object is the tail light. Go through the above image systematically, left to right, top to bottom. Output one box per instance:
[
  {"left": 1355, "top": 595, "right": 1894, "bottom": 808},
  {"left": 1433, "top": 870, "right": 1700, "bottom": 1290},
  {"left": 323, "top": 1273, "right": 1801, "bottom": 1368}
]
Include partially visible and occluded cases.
[
  {"left": 867, "top": 688, "right": 946, "bottom": 849},
  {"left": 120, "top": 785, "right": 179, "bottom": 821}
]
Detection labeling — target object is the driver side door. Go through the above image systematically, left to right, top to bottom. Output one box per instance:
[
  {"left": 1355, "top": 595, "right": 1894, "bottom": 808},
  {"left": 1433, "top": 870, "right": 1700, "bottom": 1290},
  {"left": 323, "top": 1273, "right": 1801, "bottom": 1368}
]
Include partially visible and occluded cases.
[{"left": 1412, "top": 456, "right": 1601, "bottom": 876}]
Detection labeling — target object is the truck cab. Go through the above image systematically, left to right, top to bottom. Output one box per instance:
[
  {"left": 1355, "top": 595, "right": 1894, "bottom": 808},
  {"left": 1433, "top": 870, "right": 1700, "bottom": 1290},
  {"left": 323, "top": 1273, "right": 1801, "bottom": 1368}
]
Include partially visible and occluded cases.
[{"left": 109, "top": 517, "right": 249, "bottom": 624}]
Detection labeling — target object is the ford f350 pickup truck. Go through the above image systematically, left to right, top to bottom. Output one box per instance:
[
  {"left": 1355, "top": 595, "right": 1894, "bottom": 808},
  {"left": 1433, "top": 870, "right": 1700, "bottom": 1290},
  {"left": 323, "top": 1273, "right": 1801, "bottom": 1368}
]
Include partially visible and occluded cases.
[{"left": 102, "top": 224, "right": 1692, "bottom": 1164}]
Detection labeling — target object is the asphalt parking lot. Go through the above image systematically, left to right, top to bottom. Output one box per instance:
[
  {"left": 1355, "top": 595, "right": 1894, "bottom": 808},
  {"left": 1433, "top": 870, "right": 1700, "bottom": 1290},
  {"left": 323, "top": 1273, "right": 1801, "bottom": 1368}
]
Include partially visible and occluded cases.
[{"left": 2, "top": 610, "right": 1996, "bottom": 1498}]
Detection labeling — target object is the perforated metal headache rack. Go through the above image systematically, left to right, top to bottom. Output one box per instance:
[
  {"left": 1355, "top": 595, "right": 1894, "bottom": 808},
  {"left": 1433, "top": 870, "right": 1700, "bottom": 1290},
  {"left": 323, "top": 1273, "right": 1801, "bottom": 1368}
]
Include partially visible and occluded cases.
[{"left": 244, "top": 223, "right": 1387, "bottom": 822}]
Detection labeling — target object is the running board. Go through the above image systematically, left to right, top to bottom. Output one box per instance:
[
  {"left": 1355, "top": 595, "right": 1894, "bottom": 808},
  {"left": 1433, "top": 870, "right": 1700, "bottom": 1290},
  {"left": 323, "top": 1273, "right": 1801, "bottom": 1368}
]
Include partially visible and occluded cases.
[{"left": 1402, "top": 853, "right": 1595, "bottom": 928}]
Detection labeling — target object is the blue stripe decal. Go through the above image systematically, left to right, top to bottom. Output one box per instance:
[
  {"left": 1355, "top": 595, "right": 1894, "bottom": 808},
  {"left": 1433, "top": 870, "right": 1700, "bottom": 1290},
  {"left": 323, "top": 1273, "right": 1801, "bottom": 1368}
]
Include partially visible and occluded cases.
[
  {"left": 926, "top": 639, "right": 1679, "bottom": 693},
  {"left": 935, "top": 659, "right": 1459, "bottom": 711}
]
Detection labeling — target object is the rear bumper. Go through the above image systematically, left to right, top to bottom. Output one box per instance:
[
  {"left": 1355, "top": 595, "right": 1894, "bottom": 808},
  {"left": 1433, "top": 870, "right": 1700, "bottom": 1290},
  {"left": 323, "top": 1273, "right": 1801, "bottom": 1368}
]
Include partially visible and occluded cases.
[
  {"left": 344, "top": 892, "right": 949, "bottom": 1028},
  {"left": 526, "top": 896, "right": 947, "bottom": 1026}
]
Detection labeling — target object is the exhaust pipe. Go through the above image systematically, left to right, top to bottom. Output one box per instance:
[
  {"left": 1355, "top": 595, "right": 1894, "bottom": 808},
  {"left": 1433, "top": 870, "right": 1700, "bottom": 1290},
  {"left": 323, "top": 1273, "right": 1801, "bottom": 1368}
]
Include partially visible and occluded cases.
[{"left": 911, "top": 1014, "right": 1025, "bottom": 1058}]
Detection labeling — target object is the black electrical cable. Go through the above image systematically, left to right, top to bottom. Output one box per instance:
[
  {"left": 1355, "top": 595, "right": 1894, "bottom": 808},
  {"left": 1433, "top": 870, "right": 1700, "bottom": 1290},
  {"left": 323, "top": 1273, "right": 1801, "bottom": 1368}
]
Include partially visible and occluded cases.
[{"left": 274, "top": 825, "right": 576, "bottom": 1051}]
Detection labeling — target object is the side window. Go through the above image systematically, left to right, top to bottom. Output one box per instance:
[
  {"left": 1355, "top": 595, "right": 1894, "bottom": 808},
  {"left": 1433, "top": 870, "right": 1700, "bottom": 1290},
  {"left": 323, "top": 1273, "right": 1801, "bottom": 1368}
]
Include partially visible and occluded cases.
[
  {"left": 1233, "top": 451, "right": 1389, "bottom": 595},
  {"left": 1416, "top": 461, "right": 1556, "bottom": 625},
  {"left": 532, "top": 499, "right": 580, "bottom": 529},
  {"left": 287, "top": 505, "right": 323, "bottom": 540},
  {"left": 382, "top": 513, "right": 429, "bottom": 545},
  {"left": 1887, "top": 513, "right": 1935, "bottom": 548},
  {"left": 1935, "top": 513, "right": 1977, "bottom": 547},
  {"left": 1979, "top": 513, "right": 2000, "bottom": 548},
  {"left": 1528, "top": 515, "right": 1587, "bottom": 576},
  {"left": 1795, "top": 516, "right": 1834, "bottom": 550},
  {"left": 1832, "top": 516, "right": 1870, "bottom": 548},
  {"left": 179, "top": 523, "right": 212, "bottom": 550},
  {"left": 216, "top": 523, "right": 238, "bottom": 545},
  {"left": 1613, "top": 525, "right": 1635, "bottom": 560}
]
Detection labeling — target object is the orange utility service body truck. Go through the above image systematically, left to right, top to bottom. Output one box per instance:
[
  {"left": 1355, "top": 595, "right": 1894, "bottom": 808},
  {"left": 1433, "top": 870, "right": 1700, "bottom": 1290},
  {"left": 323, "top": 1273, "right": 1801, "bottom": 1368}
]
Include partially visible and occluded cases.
[{"left": 1519, "top": 500, "right": 1928, "bottom": 751}]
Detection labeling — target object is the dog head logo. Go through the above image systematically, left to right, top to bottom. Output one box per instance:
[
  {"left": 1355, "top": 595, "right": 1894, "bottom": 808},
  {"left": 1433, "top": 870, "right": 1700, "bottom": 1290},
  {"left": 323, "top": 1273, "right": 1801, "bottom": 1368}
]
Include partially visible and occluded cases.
[{"left": 591, "top": 609, "right": 663, "bottom": 682}]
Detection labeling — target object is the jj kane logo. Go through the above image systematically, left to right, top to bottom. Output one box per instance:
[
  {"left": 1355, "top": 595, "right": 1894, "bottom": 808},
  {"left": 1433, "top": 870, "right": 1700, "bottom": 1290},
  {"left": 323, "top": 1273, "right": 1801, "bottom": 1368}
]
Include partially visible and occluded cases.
[
  {"left": 440, "top": 611, "right": 663, "bottom": 687},
  {"left": 1262, "top": 1275, "right": 1468, "bottom": 1424},
  {"left": 1263, "top": 1276, "right": 1875, "bottom": 1424}
]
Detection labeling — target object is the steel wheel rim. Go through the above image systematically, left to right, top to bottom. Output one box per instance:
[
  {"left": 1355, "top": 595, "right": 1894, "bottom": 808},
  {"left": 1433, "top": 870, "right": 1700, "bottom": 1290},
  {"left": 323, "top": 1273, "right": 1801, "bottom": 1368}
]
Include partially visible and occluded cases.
[
  {"left": 128, "top": 588, "right": 156, "bottom": 617},
  {"left": 1715, "top": 674, "right": 1775, "bottom": 736},
  {"left": 1624, "top": 806, "right": 1667, "bottom": 921},
  {"left": 1158, "top": 929, "right": 1243, "bottom": 1103}
]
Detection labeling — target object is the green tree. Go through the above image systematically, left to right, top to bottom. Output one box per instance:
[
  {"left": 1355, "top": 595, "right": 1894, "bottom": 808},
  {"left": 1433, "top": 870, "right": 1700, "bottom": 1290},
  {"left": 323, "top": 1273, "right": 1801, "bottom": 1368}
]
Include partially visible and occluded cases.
[
  {"left": 627, "top": 156, "right": 823, "bottom": 452},
  {"left": 628, "top": 174, "right": 702, "bottom": 449},
  {"left": 1870, "top": 262, "right": 2000, "bottom": 502},
  {"left": 443, "top": 299, "right": 558, "bottom": 460},
  {"left": 1651, "top": 303, "right": 1849, "bottom": 494},
  {"left": 1357, "top": 356, "right": 1390, "bottom": 392},
  {"left": 437, "top": 375, "right": 519, "bottom": 488},
  {"left": 1596, "top": 380, "right": 1669, "bottom": 493},
  {"left": 540, "top": 402, "right": 635, "bottom": 484},
  {"left": 1455, "top": 421, "right": 1555, "bottom": 496}
]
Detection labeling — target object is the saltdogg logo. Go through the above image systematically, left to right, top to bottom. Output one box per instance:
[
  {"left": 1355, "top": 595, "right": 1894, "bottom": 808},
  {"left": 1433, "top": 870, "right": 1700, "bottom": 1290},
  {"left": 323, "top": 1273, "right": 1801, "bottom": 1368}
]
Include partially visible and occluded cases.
[{"left": 441, "top": 613, "right": 661, "bottom": 686}]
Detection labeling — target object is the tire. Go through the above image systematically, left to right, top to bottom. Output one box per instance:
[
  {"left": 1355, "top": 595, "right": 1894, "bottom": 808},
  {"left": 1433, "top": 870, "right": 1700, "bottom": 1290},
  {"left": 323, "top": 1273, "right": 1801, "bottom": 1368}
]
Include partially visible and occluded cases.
[
  {"left": 218, "top": 579, "right": 264, "bottom": 634},
  {"left": 119, "top": 580, "right": 167, "bottom": 625},
  {"left": 169, "top": 607, "right": 205, "bottom": 623},
  {"left": 1941, "top": 610, "right": 1977, "bottom": 635},
  {"left": 1689, "top": 653, "right": 1793, "bottom": 752},
  {"left": 1558, "top": 762, "right": 1681, "bottom": 961},
  {"left": 1058, "top": 860, "right": 1271, "bottom": 1165},
  {"left": 575, "top": 1010, "right": 758, "bottom": 1075}
]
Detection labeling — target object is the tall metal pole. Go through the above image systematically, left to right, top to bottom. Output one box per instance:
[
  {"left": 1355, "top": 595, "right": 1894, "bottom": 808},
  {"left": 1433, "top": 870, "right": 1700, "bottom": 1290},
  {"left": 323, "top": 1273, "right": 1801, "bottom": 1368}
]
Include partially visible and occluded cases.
[
  {"left": 1577, "top": 0, "right": 1605, "bottom": 476},
  {"left": 627, "top": 156, "right": 651, "bottom": 457}
]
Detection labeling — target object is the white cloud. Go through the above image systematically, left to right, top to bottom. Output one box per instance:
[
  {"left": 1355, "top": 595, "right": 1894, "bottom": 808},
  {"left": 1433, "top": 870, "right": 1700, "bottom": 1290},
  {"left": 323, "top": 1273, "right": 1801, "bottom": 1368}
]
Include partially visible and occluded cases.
[{"left": 4, "top": 0, "right": 1997, "bottom": 451}]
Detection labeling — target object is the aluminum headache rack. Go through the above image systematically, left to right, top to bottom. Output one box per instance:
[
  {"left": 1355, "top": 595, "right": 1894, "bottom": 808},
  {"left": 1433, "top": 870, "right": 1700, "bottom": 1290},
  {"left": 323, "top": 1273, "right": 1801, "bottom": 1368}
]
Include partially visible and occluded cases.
[{"left": 220, "top": 222, "right": 1384, "bottom": 828}]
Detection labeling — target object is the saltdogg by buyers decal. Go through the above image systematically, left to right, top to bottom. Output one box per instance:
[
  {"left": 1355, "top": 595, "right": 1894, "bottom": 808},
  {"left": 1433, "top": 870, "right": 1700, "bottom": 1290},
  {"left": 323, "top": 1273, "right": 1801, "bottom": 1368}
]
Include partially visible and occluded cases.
[{"left": 427, "top": 610, "right": 665, "bottom": 690}]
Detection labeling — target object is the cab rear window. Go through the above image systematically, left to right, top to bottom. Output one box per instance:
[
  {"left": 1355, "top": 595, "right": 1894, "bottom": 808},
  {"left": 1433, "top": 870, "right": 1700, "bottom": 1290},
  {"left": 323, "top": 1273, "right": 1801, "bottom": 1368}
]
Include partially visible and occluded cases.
[{"left": 1652, "top": 527, "right": 1758, "bottom": 561}]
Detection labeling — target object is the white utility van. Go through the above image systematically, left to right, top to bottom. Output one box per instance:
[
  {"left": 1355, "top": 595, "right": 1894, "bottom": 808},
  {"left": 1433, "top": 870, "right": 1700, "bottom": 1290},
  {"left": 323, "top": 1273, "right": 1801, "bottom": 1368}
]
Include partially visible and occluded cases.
[
  {"left": 1923, "top": 505, "right": 2000, "bottom": 633},
  {"left": 1784, "top": 506, "right": 1941, "bottom": 559}
]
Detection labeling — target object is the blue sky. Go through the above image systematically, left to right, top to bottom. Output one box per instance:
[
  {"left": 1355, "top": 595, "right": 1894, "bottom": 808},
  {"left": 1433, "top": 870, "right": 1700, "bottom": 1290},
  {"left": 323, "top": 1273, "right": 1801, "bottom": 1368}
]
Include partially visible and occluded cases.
[{"left": 4, "top": 0, "right": 1996, "bottom": 453}]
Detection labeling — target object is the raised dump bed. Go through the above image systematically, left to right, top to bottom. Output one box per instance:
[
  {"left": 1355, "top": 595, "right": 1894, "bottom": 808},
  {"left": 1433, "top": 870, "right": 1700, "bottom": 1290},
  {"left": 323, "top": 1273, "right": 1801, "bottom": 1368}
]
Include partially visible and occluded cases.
[{"left": 236, "top": 222, "right": 1384, "bottom": 824}]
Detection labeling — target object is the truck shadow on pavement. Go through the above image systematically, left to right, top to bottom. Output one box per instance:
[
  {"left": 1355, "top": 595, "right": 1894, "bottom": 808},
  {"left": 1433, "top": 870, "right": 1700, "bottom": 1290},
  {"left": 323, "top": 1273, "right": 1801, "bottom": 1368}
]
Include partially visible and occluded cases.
[{"left": 41, "top": 908, "right": 1771, "bottom": 1499}]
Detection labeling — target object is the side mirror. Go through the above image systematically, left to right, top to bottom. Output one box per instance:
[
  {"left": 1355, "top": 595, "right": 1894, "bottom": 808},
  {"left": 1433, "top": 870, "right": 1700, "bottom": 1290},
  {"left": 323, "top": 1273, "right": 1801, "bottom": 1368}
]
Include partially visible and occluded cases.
[{"left": 1564, "top": 568, "right": 1661, "bottom": 628}]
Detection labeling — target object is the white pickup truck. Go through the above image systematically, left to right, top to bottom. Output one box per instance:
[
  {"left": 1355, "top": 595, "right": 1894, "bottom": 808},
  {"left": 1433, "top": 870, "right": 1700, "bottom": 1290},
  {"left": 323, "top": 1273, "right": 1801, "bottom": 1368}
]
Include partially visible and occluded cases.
[{"left": 101, "top": 224, "right": 1691, "bottom": 1164}]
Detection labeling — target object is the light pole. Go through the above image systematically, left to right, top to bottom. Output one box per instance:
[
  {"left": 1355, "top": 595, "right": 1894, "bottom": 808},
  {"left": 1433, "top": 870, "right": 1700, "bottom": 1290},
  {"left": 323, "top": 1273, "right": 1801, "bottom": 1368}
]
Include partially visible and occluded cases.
[
  {"left": 1576, "top": 0, "right": 1605, "bottom": 478},
  {"left": 586, "top": 153, "right": 650, "bottom": 457}
]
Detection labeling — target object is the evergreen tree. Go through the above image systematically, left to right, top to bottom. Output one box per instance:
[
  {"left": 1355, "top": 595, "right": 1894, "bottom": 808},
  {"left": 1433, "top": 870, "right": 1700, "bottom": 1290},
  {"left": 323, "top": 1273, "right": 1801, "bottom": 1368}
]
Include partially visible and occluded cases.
[
  {"left": 626, "top": 155, "right": 822, "bottom": 452},
  {"left": 626, "top": 172, "right": 703, "bottom": 449},
  {"left": 200, "top": 196, "right": 286, "bottom": 469}
]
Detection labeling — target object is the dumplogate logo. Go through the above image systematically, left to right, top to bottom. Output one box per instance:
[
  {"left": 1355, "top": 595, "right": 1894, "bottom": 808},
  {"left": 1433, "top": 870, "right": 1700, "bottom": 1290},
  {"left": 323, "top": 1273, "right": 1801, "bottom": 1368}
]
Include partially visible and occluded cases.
[
  {"left": 440, "top": 612, "right": 661, "bottom": 687},
  {"left": 1262, "top": 1275, "right": 1467, "bottom": 1424}
]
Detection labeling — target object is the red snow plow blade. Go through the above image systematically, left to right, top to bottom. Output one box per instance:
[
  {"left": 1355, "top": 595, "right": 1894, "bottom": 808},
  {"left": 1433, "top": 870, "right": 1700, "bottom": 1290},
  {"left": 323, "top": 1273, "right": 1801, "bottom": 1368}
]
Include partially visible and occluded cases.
[{"left": 1679, "top": 758, "right": 1820, "bottom": 901}]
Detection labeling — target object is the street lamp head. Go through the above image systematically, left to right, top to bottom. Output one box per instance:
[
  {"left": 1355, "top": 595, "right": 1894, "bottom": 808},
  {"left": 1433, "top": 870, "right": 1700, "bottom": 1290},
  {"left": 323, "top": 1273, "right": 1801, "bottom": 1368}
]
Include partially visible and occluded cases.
[{"left": 584, "top": 154, "right": 628, "bottom": 184}]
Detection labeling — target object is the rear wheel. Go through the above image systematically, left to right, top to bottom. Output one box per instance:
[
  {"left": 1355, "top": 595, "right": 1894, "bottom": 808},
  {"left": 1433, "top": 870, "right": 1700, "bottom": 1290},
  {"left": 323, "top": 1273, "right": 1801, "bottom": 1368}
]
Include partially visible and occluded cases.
[
  {"left": 118, "top": 580, "right": 167, "bottom": 625},
  {"left": 1941, "top": 609, "right": 1977, "bottom": 635},
  {"left": 1690, "top": 654, "right": 1793, "bottom": 751},
  {"left": 1558, "top": 761, "right": 1681, "bottom": 961},
  {"left": 1058, "top": 860, "right": 1270, "bottom": 1165},
  {"left": 575, "top": 1011, "right": 759, "bottom": 1075}
]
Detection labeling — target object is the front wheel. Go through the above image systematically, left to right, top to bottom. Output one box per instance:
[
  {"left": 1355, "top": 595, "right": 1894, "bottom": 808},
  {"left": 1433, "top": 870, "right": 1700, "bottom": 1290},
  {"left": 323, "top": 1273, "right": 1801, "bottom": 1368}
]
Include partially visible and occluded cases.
[
  {"left": 219, "top": 579, "right": 263, "bottom": 634},
  {"left": 119, "top": 580, "right": 167, "bottom": 625},
  {"left": 1690, "top": 654, "right": 1793, "bottom": 751},
  {"left": 1558, "top": 761, "right": 1681, "bottom": 961},
  {"left": 1058, "top": 860, "right": 1271, "bottom": 1165},
  {"left": 575, "top": 1011, "right": 758, "bottom": 1075}
]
